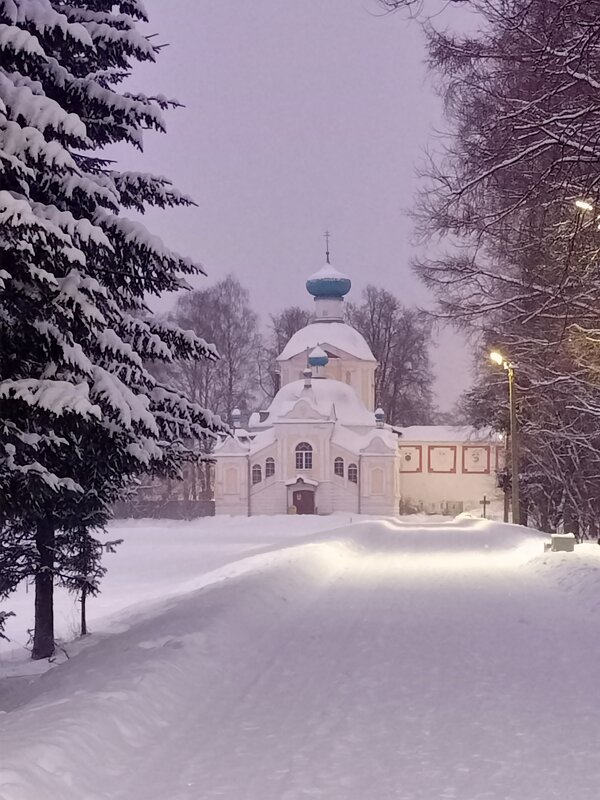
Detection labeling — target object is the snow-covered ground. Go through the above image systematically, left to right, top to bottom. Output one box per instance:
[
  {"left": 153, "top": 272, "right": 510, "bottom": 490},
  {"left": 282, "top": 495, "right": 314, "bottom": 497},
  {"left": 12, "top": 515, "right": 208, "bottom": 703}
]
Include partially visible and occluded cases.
[
  {"left": 0, "top": 513, "right": 367, "bottom": 662},
  {"left": 2, "top": 513, "right": 600, "bottom": 800}
]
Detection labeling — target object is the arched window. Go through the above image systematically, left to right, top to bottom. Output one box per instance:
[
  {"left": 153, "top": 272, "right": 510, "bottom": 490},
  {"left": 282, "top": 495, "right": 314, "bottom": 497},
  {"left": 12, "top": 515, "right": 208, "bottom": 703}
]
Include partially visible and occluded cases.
[
  {"left": 345, "top": 371, "right": 352, "bottom": 385},
  {"left": 295, "top": 442, "right": 313, "bottom": 470},
  {"left": 265, "top": 457, "right": 275, "bottom": 478},
  {"left": 334, "top": 457, "right": 344, "bottom": 477},
  {"left": 348, "top": 463, "right": 358, "bottom": 483},
  {"left": 251, "top": 464, "right": 262, "bottom": 484}
]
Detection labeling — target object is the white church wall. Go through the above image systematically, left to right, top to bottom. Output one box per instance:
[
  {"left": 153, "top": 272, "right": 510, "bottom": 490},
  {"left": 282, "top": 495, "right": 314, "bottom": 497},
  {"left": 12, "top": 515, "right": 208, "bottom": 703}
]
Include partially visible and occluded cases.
[
  {"left": 279, "top": 355, "right": 375, "bottom": 410},
  {"left": 279, "top": 425, "right": 333, "bottom": 484},
  {"left": 328, "top": 444, "right": 362, "bottom": 513},
  {"left": 359, "top": 455, "right": 399, "bottom": 516},
  {"left": 214, "top": 456, "right": 249, "bottom": 515},
  {"left": 328, "top": 474, "right": 359, "bottom": 513},
  {"left": 249, "top": 478, "right": 288, "bottom": 515},
  {"left": 313, "top": 480, "right": 333, "bottom": 514}
]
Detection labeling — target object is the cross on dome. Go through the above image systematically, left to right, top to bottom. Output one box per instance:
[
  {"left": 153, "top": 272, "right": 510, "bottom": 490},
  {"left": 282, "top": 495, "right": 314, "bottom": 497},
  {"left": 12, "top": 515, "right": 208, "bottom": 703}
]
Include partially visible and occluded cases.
[
  {"left": 324, "top": 230, "right": 331, "bottom": 264},
  {"left": 306, "top": 234, "right": 351, "bottom": 301}
]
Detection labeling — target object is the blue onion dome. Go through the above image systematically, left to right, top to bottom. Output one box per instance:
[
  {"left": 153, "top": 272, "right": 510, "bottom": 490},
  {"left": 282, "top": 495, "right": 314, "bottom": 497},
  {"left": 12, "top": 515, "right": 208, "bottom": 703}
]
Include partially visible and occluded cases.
[
  {"left": 306, "top": 263, "right": 351, "bottom": 299},
  {"left": 308, "top": 345, "right": 329, "bottom": 368}
]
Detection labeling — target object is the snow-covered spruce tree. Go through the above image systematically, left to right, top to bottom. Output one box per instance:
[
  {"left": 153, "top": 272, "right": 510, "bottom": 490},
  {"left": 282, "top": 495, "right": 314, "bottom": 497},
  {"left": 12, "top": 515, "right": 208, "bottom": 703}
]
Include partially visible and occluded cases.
[
  {"left": 0, "top": 1, "right": 226, "bottom": 658},
  {"left": 58, "top": 528, "right": 122, "bottom": 636}
]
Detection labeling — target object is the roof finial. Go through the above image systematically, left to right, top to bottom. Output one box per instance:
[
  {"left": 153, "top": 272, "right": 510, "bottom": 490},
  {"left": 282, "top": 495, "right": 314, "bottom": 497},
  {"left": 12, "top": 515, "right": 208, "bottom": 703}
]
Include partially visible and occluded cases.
[{"left": 324, "top": 230, "right": 331, "bottom": 264}]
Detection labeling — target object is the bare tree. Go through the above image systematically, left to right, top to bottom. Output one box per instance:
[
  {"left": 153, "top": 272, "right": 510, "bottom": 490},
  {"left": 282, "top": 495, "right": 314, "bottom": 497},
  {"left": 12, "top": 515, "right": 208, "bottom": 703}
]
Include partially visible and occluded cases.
[
  {"left": 392, "top": 0, "right": 600, "bottom": 533},
  {"left": 165, "top": 276, "right": 262, "bottom": 425},
  {"left": 347, "top": 286, "right": 435, "bottom": 425},
  {"left": 259, "top": 306, "right": 312, "bottom": 400}
]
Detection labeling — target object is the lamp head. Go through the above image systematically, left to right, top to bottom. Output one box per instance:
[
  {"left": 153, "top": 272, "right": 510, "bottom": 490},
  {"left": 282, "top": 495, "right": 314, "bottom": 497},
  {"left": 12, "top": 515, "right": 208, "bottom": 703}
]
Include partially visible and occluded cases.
[
  {"left": 575, "top": 199, "right": 594, "bottom": 212},
  {"left": 489, "top": 351, "right": 504, "bottom": 366}
]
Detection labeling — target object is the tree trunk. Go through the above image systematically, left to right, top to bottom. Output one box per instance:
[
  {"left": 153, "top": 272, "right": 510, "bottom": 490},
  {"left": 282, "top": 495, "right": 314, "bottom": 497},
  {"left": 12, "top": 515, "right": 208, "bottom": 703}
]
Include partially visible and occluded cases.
[
  {"left": 564, "top": 504, "right": 580, "bottom": 542},
  {"left": 32, "top": 516, "right": 55, "bottom": 660},
  {"left": 80, "top": 585, "right": 88, "bottom": 637}
]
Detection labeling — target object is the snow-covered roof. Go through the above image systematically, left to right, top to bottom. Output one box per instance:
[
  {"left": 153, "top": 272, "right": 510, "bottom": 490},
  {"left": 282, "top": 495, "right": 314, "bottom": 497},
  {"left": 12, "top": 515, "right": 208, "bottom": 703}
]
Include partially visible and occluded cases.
[
  {"left": 277, "top": 321, "right": 376, "bottom": 362},
  {"left": 259, "top": 378, "right": 375, "bottom": 428},
  {"left": 397, "top": 425, "right": 497, "bottom": 443},
  {"left": 331, "top": 426, "right": 398, "bottom": 454},
  {"left": 249, "top": 427, "right": 276, "bottom": 454}
]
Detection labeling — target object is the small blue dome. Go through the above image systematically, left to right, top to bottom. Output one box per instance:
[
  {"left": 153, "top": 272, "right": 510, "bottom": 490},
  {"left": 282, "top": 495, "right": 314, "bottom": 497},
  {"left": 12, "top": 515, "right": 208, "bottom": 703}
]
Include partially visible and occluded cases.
[
  {"left": 306, "top": 264, "right": 351, "bottom": 299},
  {"left": 308, "top": 345, "right": 328, "bottom": 367}
]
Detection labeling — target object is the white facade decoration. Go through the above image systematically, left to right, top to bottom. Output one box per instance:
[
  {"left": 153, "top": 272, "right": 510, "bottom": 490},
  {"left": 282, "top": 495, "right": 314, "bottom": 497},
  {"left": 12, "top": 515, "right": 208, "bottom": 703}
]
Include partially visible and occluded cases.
[{"left": 214, "top": 260, "right": 502, "bottom": 516}]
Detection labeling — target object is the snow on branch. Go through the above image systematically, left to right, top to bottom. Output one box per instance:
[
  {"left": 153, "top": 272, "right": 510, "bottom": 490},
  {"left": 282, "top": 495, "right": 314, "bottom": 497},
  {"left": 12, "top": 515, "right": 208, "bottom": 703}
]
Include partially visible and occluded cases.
[
  {"left": 2, "top": 0, "right": 93, "bottom": 47},
  {"left": 0, "top": 23, "right": 45, "bottom": 57},
  {"left": 0, "top": 72, "right": 88, "bottom": 144},
  {"left": 0, "top": 119, "right": 79, "bottom": 173},
  {"left": 111, "top": 171, "right": 195, "bottom": 212},
  {"left": 149, "top": 319, "right": 219, "bottom": 362},
  {"left": 91, "top": 365, "right": 158, "bottom": 434},
  {"left": 0, "top": 379, "right": 101, "bottom": 418}
]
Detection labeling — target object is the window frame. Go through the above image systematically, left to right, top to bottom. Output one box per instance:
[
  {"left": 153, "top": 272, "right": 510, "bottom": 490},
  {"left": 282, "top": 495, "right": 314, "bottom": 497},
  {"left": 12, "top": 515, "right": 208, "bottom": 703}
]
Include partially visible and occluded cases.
[
  {"left": 295, "top": 442, "right": 313, "bottom": 470},
  {"left": 334, "top": 456, "right": 344, "bottom": 477},
  {"left": 265, "top": 457, "right": 275, "bottom": 478},
  {"left": 348, "top": 463, "right": 358, "bottom": 483},
  {"left": 251, "top": 464, "right": 262, "bottom": 485}
]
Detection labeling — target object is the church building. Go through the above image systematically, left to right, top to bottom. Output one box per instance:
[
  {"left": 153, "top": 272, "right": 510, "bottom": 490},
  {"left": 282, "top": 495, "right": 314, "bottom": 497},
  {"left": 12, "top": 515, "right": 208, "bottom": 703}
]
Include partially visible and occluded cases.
[{"left": 213, "top": 256, "right": 502, "bottom": 516}]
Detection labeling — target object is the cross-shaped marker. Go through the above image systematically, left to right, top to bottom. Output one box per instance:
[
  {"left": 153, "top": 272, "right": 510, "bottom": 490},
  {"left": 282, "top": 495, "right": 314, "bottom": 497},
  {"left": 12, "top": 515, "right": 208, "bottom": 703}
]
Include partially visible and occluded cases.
[{"left": 480, "top": 494, "right": 490, "bottom": 518}]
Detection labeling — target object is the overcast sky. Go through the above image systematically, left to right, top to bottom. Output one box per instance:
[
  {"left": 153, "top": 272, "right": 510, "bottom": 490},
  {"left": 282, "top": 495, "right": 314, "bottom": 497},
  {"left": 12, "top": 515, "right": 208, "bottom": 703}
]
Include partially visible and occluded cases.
[{"left": 121, "top": 0, "right": 473, "bottom": 411}]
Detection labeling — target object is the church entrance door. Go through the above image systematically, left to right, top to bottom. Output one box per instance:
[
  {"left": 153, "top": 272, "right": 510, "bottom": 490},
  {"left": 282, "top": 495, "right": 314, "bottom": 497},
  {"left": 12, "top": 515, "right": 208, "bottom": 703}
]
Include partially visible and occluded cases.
[{"left": 293, "top": 489, "right": 315, "bottom": 515}]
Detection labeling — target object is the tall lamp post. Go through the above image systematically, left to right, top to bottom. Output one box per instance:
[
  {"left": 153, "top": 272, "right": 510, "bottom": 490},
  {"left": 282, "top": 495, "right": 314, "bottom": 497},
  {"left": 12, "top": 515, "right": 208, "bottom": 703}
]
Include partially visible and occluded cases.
[{"left": 490, "top": 351, "right": 520, "bottom": 525}]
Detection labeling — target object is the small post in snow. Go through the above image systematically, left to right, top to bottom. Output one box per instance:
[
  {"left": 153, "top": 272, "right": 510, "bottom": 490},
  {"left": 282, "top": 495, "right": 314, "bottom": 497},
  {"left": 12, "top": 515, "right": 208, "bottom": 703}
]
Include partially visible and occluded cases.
[{"left": 480, "top": 495, "right": 490, "bottom": 518}]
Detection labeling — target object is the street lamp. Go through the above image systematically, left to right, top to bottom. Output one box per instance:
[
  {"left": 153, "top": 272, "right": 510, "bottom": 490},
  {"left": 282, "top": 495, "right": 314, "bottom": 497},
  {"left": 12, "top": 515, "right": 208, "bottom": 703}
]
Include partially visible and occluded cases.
[
  {"left": 574, "top": 198, "right": 600, "bottom": 231},
  {"left": 489, "top": 351, "right": 521, "bottom": 525}
]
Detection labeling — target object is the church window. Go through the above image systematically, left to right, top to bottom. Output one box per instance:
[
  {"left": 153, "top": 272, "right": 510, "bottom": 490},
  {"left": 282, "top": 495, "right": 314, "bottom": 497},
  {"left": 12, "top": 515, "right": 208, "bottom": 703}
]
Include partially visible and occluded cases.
[
  {"left": 345, "top": 371, "right": 352, "bottom": 385},
  {"left": 295, "top": 442, "right": 313, "bottom": 470},
  {"left": 265, "top": 457, "right": 275, "bottom": 478},
  {"left": 334, "top": 457, "right": 344, "bottom": 477},
  {"left": 348, "top": 463, "right": 358, "bottom": 483},
  {"left": 252, "top": 464, "right": 262, "bottom": 484}
]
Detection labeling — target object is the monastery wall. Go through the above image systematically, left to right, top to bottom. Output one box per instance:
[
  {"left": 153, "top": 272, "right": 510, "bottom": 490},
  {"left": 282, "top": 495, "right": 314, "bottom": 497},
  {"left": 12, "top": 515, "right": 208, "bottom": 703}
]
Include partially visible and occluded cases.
[{"left": 398, "top": 442, "right": 503, "bottom": 513}]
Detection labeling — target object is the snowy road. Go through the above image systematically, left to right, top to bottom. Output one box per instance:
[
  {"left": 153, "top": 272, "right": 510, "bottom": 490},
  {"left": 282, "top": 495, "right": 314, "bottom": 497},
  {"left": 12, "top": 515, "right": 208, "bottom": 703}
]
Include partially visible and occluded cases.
[{"left": 2, "top": 518, "right": 600, "bottom": 799}]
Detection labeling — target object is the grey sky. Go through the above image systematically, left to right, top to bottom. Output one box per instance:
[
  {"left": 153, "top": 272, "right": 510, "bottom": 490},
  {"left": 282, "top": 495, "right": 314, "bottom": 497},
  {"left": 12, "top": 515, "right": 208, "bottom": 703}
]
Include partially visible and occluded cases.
[{"left": 123, "top": 0, "right": 472, "bottom": 411}]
